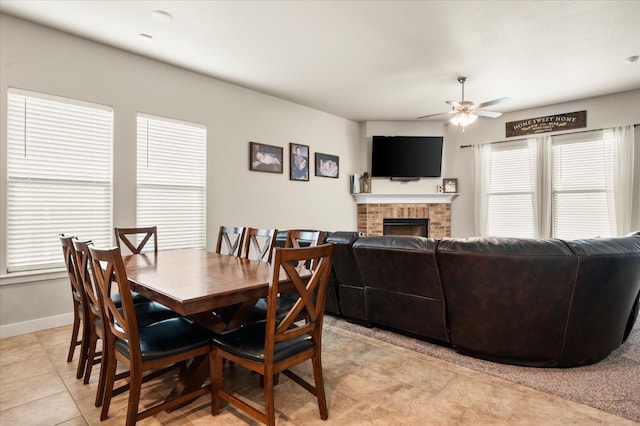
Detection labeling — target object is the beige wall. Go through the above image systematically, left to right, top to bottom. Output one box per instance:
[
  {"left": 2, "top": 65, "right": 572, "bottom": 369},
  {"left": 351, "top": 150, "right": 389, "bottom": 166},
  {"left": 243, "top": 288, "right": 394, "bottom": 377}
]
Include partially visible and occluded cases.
[{"left": 0, "top": 15, "right": 360, "bottom": 336}]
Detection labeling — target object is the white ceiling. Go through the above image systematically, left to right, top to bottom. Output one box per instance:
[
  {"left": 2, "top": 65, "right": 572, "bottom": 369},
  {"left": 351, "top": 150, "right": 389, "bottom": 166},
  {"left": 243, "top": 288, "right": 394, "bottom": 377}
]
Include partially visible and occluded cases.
[{"left": 1, "top": 0, "right": 639, "bottom": 122}]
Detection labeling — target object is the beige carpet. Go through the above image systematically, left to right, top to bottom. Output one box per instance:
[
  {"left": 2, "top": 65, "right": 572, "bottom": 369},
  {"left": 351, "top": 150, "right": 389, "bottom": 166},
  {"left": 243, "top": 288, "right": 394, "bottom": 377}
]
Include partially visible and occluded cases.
[{"left": 326, "top": 316, "right": 640, "bottom": 423}]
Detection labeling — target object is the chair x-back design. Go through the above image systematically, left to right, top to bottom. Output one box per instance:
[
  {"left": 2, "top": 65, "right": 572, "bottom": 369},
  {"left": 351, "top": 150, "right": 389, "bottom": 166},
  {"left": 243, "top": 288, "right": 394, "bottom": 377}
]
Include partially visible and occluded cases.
[
  {"left": 215, "top": 225, "right": 246, "bottom": 257},
  {"left": 114, "top": 226, "right": 158, "bottom": 255},
  {"left": 242, "top": 227, "right": 277, "bottom": 263}
]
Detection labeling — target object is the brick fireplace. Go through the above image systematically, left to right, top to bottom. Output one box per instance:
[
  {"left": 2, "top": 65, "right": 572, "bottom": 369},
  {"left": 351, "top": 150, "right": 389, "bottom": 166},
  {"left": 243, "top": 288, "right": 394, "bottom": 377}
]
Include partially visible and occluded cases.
[{"left": 354, "top": 194, "right": 457, "bottom": 239}]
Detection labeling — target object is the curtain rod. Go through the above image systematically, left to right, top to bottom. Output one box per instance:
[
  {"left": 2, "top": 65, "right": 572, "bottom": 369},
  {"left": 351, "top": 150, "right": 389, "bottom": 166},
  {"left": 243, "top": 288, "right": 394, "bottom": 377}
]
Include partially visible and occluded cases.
[{"left": 459, "top": 123, "right": 640, "bottom": 149}]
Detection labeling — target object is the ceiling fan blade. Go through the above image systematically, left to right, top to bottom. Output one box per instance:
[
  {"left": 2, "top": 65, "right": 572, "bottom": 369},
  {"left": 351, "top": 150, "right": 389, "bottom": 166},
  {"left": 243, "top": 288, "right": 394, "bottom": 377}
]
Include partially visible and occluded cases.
[
  {"left": 476, "top": 97, "right": 510, "bottom": 108},
  {"left": 446, "top": 101, "right": 462, "bottom": 108},
  {"left": 475, "top": 109, "right": 503, "bottom": 118},
  {"left": 417, "top": 111, "right": 453, "bottom": 119}
]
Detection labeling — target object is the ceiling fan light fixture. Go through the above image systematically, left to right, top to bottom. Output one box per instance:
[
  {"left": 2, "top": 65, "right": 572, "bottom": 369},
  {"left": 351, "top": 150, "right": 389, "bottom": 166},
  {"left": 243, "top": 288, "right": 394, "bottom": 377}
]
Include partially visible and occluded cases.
[{"left": 450, "top": 112, "right": 478, "bottom": 127}]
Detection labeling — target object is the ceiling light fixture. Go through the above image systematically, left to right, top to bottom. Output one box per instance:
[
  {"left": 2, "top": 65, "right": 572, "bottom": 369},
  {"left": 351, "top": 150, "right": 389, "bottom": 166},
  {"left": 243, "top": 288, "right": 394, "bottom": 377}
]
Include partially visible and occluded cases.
[
  {"left": 151, "top": 10, "right": 173, "bottom": 23},
  {"left": 449, "top": 111, "right": 478, "bottom": 128}
]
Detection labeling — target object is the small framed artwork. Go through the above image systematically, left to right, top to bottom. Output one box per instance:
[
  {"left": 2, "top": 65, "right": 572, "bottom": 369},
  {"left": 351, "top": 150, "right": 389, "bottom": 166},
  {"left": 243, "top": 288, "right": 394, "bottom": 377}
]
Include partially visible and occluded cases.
[
  {"left": 249, "top": 142, "right": 283, "bottom": 174},
  {"left": 290, "top": 143, "right": 309, "bottom": 181},
  {"left": 315, "top": 153, "right": 339, "bottom": 178},
  {"left": 443, "top": 178, "right": 458, "bottom": 193}
]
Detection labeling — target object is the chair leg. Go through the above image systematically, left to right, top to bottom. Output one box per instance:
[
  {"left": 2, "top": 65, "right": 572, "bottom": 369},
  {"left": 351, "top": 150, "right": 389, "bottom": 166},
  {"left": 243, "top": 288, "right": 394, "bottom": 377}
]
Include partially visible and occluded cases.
[
  {"left": 67, "top": 308, "right": 80, "bottom": 362},
  {"left": 75, "top": 321, "right": 89, "bottom": 380},
  {"left": 83, "top": 328, "right": 98, "bottom": 384},
  {"left": 94, "top": 339, "right": 107, "bottom": 407},
  {"left": 210, "top": 350, "right": 223, "bottom": 415},
  {"left": 100, "top": 351, "right": 118, "bottom": 421},
  {"left": 312, "top": 355, "right": 328, "bottom": 420},
  {"left": 126, "top": 369, "right": 142, "bottom": 426},
  {"left": 263, "top": 370, "right": 276, "bottom": 426},
  {"left": 259, "top": 373, "right": 280, "bottom": 387}
]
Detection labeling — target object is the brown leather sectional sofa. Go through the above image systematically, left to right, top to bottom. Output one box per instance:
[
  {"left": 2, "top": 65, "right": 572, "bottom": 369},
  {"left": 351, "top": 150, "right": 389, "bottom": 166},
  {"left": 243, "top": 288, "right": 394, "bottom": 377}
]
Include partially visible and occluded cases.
[{"left": 324, "top": 232, "right": 640, "bottom": 368}]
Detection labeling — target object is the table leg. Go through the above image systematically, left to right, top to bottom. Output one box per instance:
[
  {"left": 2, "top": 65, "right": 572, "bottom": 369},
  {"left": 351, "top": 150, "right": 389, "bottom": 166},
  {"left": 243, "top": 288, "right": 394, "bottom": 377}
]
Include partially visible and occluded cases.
[
  {"left": 165, "top": 299, "right": 258, "bottom": 410},
  {"left": 165, "top": 354, "right": 210, "bottom": 410}
]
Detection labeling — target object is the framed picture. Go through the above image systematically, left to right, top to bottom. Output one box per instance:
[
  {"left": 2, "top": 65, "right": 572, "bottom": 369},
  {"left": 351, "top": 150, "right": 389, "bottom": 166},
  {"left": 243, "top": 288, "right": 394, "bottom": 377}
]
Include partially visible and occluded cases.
[
  {"left": 249, "top": 142, "right": 283, "bottom": 174},
  {"left": 289, "top": 143, "right": 309, "bottom": 181},
  {"left": 315, "top": 153, "right": 339, "bottom": 178},
  {"left": 443, "top": 178, "right": 458, "bottom": 193}
]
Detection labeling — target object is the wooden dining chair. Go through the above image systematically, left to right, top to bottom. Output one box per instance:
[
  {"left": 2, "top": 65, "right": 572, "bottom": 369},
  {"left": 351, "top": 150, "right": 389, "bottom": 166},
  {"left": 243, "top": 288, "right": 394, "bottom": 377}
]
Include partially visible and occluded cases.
[
  {"left": 215, "top": 225, "right": 246, "bottom": 257},
  {"left": 113, "top": 226, "right": 160, "bottom": 305},
  {"left": 114, "top": 226, "right": 158, "bottom": 255},
  {"left": 242, "top": 227, "right": 277, "bottom": 263},
  {"left": 251, "top": 229, "right": 324, "bottom": 322},
  {"left": 284, "top": 229, "right": 323, "bottom": 249},
  {"left": 285, "top": 229, "right": 324, "bottom": 269},
  {"left": 59, "top": 234, "right": 91, "bottom": 380},
  {"left": 71, "top": 239, "right": 106, "bottom": 405},
  {"left": 73, "top": 240, "right": 179, "bottom": 407},
  {"left": 210, "top": 243, "right": 335, "bottom": 426},
  {"left": 89, "top": 246, "right": 214, "bottom": 425}
]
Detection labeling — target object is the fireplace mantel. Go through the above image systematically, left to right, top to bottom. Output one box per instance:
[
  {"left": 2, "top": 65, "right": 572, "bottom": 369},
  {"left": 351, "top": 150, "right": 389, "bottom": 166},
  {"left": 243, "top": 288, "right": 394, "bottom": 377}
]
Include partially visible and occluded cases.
[{"left": 353, "top": 193, "right": 458, "bottom": 204}]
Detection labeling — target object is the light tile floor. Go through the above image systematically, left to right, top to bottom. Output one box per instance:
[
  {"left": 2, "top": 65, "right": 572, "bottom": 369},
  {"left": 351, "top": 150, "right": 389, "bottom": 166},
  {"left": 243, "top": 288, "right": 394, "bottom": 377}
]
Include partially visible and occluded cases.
[{"left": 1, "top": 322, "right": 636, "bottom": 426}]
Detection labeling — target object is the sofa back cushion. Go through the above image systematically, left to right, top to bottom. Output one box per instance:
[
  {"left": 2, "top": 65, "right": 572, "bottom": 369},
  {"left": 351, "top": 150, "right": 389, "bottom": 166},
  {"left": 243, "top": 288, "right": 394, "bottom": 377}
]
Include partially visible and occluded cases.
[
  {"left": 326, "top": 231, "right": 367, "bottom": 320},
  {"left": 326, "top": 232, "right": 365, "bottom": 288},
  {"left": 561, "top": 235, "right": 640, "bottom": 365},
  {"left": 353, "top": 236, "right": 448, "bottom": 342},
  {"left": 353, "top": 236, "right": 440, "bottom": 298},
  {"left": 437, "top": 237, "right": 578, "bottom": 366}
]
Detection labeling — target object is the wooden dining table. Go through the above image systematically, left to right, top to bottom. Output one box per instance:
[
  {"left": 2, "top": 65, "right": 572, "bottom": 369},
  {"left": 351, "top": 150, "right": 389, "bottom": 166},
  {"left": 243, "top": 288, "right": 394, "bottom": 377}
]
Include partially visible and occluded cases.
[
  {"left": 123, "top": 248, "right": 287, "bottom": 405},
  {"left": 124, "top": 248, "right": 285, "bottom": 329}
]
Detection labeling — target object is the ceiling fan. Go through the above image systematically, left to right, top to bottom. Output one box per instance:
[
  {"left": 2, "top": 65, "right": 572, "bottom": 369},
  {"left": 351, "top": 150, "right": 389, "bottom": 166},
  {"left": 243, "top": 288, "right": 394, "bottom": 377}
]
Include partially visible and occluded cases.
[{"left": 417, "top": 77, "right": 509, "bottom": 130}]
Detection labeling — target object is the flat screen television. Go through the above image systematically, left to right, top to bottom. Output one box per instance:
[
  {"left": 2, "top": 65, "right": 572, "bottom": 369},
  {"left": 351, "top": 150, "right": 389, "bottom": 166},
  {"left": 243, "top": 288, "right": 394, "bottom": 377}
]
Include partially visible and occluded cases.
[{"left": 371, "top": 135, "right": 443, "bottom": 180}]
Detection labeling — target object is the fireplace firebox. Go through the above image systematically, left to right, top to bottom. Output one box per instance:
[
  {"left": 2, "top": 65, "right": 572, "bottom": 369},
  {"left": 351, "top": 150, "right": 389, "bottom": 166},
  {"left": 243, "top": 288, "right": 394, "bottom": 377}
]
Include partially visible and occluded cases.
[{"left": 383, "top": 218, "right": 429, "bottom": 237}]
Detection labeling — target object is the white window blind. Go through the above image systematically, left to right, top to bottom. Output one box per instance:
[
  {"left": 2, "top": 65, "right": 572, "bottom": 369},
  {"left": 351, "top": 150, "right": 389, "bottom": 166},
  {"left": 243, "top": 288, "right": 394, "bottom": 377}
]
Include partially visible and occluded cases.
[
  {"left": 6, "top": 89, "right": 113, "bottom": 272},
  {"left": 136, "top": 114, "right": 206, "bottom": 250},
  {"left": 552, "top": 132, "right": 613, "bottom": 239},
  {"left": 486, "top": 141, "right": 536, "bottom": 238}
]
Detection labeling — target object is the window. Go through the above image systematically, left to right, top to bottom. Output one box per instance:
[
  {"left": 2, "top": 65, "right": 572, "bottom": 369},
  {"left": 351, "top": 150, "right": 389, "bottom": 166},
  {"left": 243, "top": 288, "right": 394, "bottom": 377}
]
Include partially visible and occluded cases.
[
  {"left": 6, "top": 89, "right": 113, "bottom": 273},
  {"left": 136, "top": 114, "right": 206, "bottom": 249},
  {"left": 552, "top": 132, "right": 613, "bottom": 239},
  {"left": 485, "top": 141, "right": 536, "bottom": 238}
]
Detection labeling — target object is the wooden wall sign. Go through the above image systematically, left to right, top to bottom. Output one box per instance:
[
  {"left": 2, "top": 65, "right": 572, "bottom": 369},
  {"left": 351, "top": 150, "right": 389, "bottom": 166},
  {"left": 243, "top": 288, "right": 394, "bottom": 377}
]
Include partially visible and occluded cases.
[{"left": 506, "top": 110, "right": 586, "bottom": 137}]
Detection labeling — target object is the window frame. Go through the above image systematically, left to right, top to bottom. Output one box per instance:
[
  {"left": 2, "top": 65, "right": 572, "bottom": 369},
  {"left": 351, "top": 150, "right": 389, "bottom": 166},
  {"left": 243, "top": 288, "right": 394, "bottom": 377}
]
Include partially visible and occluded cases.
[
  {"left": 3, "top": 88, "right": 113, "bottom": 277},
  {"left": 136, "top": 113, "right": 207, "bottom": 251},
  {"left": 550, "top": 131, "right": 614, "bottom": 239},
  {"left": 485, "top": 140, "right": 536, "bottom": 238}
]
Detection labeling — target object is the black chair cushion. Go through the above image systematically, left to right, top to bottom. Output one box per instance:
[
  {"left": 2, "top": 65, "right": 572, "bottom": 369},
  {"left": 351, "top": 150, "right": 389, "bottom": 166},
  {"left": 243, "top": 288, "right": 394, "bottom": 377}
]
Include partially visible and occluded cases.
[
  {"left": 112, "top": 291, "right": 150, "bottom": 308},
  {"left": 250, "top": 296, "right": 297, "bottom": 322},
  {"left": 99, "top": 301, "right": 180, "bottom": 329},
  {"left": 131, "top": 301, "right": 180, "bottom": 327},
  {"left": 114, "top": 317, "right": 213, "bottom": 361},
  {"left": 212, "top": 320, "right": 313, "bottom": 364}
]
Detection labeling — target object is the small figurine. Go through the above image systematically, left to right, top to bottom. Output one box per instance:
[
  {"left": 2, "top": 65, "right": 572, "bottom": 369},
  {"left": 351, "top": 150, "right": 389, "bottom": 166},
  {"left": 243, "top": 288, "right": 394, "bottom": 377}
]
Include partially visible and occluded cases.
[{"left": 360, "top": 172, "right": 371, "bottom": 193}]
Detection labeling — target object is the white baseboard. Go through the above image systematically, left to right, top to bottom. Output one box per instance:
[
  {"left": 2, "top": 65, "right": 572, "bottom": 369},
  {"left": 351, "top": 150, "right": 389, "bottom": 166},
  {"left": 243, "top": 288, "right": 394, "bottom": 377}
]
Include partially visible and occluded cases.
[{"left": 0, "top": 312, "right": 74, "bottom": 339}]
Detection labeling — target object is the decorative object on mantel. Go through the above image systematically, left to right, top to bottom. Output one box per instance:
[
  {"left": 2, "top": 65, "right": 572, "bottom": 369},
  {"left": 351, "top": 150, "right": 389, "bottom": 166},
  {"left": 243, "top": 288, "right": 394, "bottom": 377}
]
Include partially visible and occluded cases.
[
  {"left": 506, "top": 110, "right": 587, "bottom": 137},
  {"left": 360, "top": 172, "right": 371, "bottom": 193},
  {"left": 351, "top": 174, "right": 361, "bottom": 194},
  {"left": 443, "top": 178, "right": 458, "bottom": 193}
]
